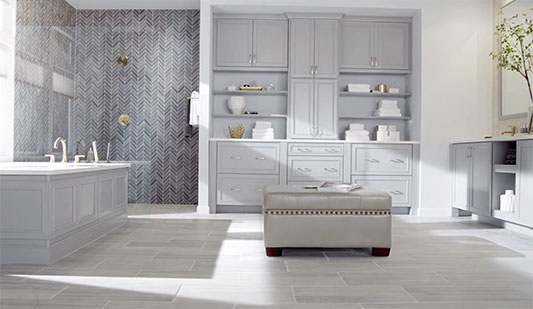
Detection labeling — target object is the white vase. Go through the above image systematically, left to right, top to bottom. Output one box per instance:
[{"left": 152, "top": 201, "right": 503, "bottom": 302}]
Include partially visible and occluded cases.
[{"left": 228, "top": 96, "right": 246, "bottom": 115}]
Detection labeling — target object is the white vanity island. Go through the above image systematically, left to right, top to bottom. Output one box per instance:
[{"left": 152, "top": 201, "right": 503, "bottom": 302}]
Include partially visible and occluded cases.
[{"left": 0, "top": 163, "right": 129, "bottom": 264}]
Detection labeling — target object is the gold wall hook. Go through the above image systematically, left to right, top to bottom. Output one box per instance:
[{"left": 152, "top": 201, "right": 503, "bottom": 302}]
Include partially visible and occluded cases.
[
  {"left": 117, "top": 56, "right": 129, "bottom": 67},
  {"left": 118, "top": 114, "right": 131, "bottom": 127}
]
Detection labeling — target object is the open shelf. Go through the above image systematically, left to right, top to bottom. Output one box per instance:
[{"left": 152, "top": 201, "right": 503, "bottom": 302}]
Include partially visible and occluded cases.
[
  {"left": 213, "top": 67, "right": 288, "bottom": 73},
  {"left": 339, "top": 68, "right": 412, "bottom": 75},
  {"left": 213, "top": 90, "right": 288, "bottom": 96},
  {"left": 339, "top": 92, "right": 411, "bottom": 98},
  {"left": 213, "top": 114, "right": 288, "bottom": 119},
  {"left": 339, "top": 116, "right": 412, "bottom": 121},
  {"left": 494, "top": 164, "right": 517, "bottom": 174}
]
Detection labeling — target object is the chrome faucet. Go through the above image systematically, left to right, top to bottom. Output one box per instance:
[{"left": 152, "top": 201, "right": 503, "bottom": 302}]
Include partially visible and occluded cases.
[
  {"left": 53, "top": 137, "right": 68, "bottom": 163},
  {"left": 92, "top": 141, "right": 100, "bottom": 164}
]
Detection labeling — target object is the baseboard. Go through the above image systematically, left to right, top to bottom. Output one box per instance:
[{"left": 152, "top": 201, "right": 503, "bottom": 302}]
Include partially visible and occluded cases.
[
  {"left": 416, "top": 207, "right": 451, "bottom": 217},
  {"left": 474, "top": 214, "right": 533, "bottom": 237}
]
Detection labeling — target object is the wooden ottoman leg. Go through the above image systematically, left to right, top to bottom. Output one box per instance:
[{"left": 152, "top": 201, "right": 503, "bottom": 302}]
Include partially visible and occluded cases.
[
  {"left": 266, "top": 248, "right": 283, "bottom": 257},
  {"left": 372, "top": 248, "right": 391, "bottom": 257}
]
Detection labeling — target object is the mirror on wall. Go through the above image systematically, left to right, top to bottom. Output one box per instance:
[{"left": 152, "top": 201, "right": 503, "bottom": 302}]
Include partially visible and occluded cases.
[{"left": 499, "top": 0, "right": 533, "bottom": 119}]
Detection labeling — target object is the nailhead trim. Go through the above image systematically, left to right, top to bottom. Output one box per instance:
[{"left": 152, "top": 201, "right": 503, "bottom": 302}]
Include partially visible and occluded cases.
[{"left": 265, "top": 210, "right": 391, "bottom": 216}]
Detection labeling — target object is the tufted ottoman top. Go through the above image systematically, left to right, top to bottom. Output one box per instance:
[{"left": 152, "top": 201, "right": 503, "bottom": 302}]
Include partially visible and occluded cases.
[{"left": 263, "top": 185, "right": 391, "bottom": 211}]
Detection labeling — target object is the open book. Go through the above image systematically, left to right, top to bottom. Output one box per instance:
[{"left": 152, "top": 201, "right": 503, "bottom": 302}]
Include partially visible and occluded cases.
[{"left": 304, "top": 182, "right": 362, "bottom": 193}]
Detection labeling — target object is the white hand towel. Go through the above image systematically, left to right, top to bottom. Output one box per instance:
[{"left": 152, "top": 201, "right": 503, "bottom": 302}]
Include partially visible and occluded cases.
[
  {"left": 189, "top": 91, "right": 200, "bottom": 126},
  {"left": 379, "top": 100, "right": 398, "bottom": 108},
  {"left": 255, "top": 121, "right": 272, "bottom": 127},
  {"left": 349, "top": 124, "right": 365, "bottom": 131},
  {"left": 252, "top": 128, "right": 274, "bottom": 133},
  {"left": 345, "top": 130, "right": 369, "bottom": 136},
  {"left": 345, "top": 136, "right": 370, "bottom": 142}
]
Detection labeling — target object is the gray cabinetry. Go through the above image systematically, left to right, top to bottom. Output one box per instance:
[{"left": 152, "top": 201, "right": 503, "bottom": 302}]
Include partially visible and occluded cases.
[
  {"left": 216, "top": 19, "right": 288, "bottom": 68},
  {"left": 290, "top": 19, "right": 338, "bottom": 78},
  {"left": 340, "top": 20, "right": 410, "bottom": 70},
  {"left": 289, "top": 79, "right": 338, "bottom": 139},
  {"left": 517, "top": 140, "right": 533, "bottom": 226},
  {"left": 450, "top": 143, "right": 492, "bottom": 215}
]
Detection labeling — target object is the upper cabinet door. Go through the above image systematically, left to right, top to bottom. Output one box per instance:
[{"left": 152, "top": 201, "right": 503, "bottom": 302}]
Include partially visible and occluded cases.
[
  {"left": 216, "top": 19, "right": 253, "bottom": 67},
  {"left": 290, "top": 19, "right": 315, "bottom": 78},
  {"left": 253, "top": 20, "right": 288, "bottom": 68},
  {"left": 314, "top": 20, "right": 339, "bottom": 78},
  {"left": 340, "top": 21, "right": 374, "bottom": 69},
  {"left": 374, "top": 22, "right": 410, "bottom": 70},
  {"left": 289, "top": 79, "right": 314, "bottom": 139},
  {"left": 314, "top": 79, "right": 338, "bottom": 139},
  {"left": 517, "top": 141, "right": 533, "bottom": 226},
  {"left": 470, "top": 143, "right": 492, "bottom": 216},
  {"left": 451, "top": 144, "right": 471, "bottom": 211}
]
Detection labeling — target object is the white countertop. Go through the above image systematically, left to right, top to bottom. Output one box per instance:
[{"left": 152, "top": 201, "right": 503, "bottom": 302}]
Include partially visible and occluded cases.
[
  {"left": 451, "top": 135, "right": 533, "bottom": 144},
  {"left": 209, "top": 138, "right": 420, "bottom": 145},
  {"left": 0, "top": 162, "right": 130, "bottom": 176}
]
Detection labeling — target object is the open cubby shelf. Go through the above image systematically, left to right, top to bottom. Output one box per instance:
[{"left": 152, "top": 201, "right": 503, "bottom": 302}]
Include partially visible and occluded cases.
[
  {"left": 213, "top": 90, "right": 288, "bottom": 96},
  {"left": 339, "top": 92, "right": 411, "bottom": 98},
  {"left": 494, "top": 164, "right": 517, "bottom": 174}
]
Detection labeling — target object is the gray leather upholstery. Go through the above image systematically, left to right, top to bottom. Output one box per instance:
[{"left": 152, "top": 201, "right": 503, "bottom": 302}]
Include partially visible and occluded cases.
[{"left": 263, "top": 185, "right": 392, "bottom": 249}]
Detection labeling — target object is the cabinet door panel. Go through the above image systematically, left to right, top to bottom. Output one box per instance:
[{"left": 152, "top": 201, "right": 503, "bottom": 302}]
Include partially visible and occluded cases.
[
  {"left": 216, "top": 19, "right": 253, "bottom": 67},
  {"left": 290, "top": 19, "right": 315, "bottom": 78},
  {"left": 253, "top": 20, "right": 288, "bottom": 68},
  {"left": 314, "top": 20, "right": 339, "bottom": 78},
  {"left": 340, "top": 21, "right": 373, "bottom": 69},
  {"left": 374, "top": 22, "right": 410, "bottom": 70},
  {"left": 289, "top": 79, "right": 314, "bottom": 139},
  {"left": 314, "top": 79, "right": 338, "bottom": 139},
  {"left": 517, "top": 141, "right": 533, "bottom": 226},
  {"left": 471, "top": 143, "right": 492, "bottom": 216},
  {"left": 451, "top": 144, "right": 471, "bottom": 211}
]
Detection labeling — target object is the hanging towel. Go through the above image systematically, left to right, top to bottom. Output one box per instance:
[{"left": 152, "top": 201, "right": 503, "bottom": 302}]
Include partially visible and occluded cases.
[{"left": 189, "top": 91, "right": 200, "bottom": 126}]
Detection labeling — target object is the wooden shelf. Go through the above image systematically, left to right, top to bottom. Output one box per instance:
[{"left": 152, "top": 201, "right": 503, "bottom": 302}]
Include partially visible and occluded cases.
[
  {"left": 339, "top": 68, "right": 412, "bottom": 75},
  {"left": 213, "top": 90, "right": 288, "bottom": 96},
  {"left": 340, "top": 92, "right": 411, "bottom": 98},
  {"left": 213, "top": 114, "right": 288, "bottom": 119},
  {"left": 339, "top": 116, "right": 412, "bottom": 121},
  {"left": 494, "top": 164, "right": 517, "bottom": 174}
]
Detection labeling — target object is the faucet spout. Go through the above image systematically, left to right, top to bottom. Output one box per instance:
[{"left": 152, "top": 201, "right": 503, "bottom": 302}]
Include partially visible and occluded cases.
[{"left": 53, "top": 137, "right": 68, "bottom": 163}]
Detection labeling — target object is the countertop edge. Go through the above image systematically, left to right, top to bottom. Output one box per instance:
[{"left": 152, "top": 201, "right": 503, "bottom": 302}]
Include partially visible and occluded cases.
[{"left": 209, "top": 138, "right": 420, "bottom": 145}]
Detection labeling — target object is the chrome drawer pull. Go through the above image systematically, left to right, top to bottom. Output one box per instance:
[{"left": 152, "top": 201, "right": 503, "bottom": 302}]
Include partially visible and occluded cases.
[
  {"left": 297, "top": 148, "right": 312, "bottom": 153},
  {"left": 325, "top": 149, "right": 339, "bottom": 153},
  {"left": 230, "top": 156, "right": 241, "bottom": 160},
  {"left": 256, "top": 157, "right": 266, "bottom": 160},
  {"left": 366, "top": 158, "right": 380, "bottom": 163},
  {"left": 391, "top": 159, "right": 405, "bottom": 163},
  {"left": 297, "top": 167, "right": 312, "bottom": 172},
  {"left": 324, "top": 168, "right": 338, "bottom": 173},
  {"left": 230, "top": 188, "right": 241, "bottom": 192},
  {"left": 256, "top": 188, "right": 264, "bottom": 192},
  {"left": 389, "top": 190, "right": 404, "bottom": 195}
]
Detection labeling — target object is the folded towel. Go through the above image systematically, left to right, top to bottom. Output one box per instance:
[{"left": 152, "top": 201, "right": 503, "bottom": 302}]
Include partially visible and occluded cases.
[
  {"left": 189, "top": 91, "right": 200, "bottom": 126},
  {"left": 379, "top": 100, "right": 399, "bottom": 108},
  {"left": 255, "top": 121, "right": 272, "bottom": 127},
  {"left": 349, "top": 124, "right": 365, "bottom": 131},
  {"left": 252, "top": 128, "right": 274, "bottom": 133},
  {"left": 345, "top": 130, "right": 370, "bottom": 136},
  {"left": 345, "top": 136, "right": 370, "bottom": 142}
]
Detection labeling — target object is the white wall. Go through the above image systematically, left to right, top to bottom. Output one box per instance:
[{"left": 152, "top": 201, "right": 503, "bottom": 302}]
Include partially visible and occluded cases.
[
  {"left": 0, "top": 0, "right": 16, "bottom": 162},
  {"left": 198, "top": 0, "right": 494, "bottom": 215}
]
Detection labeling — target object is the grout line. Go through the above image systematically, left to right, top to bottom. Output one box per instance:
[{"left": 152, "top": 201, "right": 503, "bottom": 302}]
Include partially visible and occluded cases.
[
  {"left": 323, "top": 251, "right": 330, "bottom": 261},
  {"left": 92, "top": 257, "right": 108, "bottom": 270},
  {"left": 188, "top": 260, "right": 197, "bottom": 271},
  {"left": 372, "top": 261, "right": 386, "bottom": 272},
  {"left": 337, "top": 271, "right": 349, "bottom": 286},
  {"left": 50, "top": 284, "right": 71, "bottom": 299},
  {"left": 290, "top": 285, "right": 297, "bottom": 304},
  {"left": 399, "top": 285, "right": 419, "bottom": 303},
  {"left": 102, "top": 300, "right": 111, "bottom": 309}
]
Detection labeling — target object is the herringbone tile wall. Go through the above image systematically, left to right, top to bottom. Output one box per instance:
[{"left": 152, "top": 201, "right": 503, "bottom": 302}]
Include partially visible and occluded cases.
[{"left": 73, "top": 10, "right": 200, "bottom": 205}]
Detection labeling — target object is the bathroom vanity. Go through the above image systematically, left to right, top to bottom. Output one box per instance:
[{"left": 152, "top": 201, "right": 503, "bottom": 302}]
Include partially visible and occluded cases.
[
  {"left": 450, "top": 137, "right": 533, "bottom": 229},
  {"left": 0, "top": 163, "right": 129, "bottom": 264}
]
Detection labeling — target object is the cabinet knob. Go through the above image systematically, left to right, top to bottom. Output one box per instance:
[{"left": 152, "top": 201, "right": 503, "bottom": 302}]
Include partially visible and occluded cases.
[
  {"left": 248, "top": 54, "right": 252, "bottom": 64},
  {"left": 252, "top": 54, "right": 257, "bottom": 64}
]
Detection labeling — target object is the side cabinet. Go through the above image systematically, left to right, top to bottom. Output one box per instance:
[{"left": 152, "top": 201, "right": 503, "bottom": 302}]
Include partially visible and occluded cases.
[
  {"left": 517, "top": 140, "right": 533, "bottom": 226},
  {"left": 450, "top": 143, "right": 492, "bottom": 216}
]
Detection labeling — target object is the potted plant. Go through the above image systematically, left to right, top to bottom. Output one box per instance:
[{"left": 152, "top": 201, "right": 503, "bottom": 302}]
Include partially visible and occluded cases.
[{"left": 491, "top": 8, "right": 533, "bottom": 133}]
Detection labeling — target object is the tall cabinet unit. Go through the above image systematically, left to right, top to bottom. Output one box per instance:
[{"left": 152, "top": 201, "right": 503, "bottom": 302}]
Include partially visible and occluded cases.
[{"left": 288, "top": 17, "right": 340, "bottom": 139}]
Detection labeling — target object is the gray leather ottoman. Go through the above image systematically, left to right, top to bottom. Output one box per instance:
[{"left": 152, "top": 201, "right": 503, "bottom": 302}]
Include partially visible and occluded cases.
[{"left": 263, "top": 185, "right": 392, "bottom": 257}]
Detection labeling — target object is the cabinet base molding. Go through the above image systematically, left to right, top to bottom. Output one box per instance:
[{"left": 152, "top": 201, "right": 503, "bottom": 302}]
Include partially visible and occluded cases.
[{"left": 473, "top": 214, "right": 533, "bottom": 237}]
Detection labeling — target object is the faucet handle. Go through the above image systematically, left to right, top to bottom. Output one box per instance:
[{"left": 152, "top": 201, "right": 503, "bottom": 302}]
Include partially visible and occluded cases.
[
  {"left": 44, "top": 154, "right": 56, "bottom": 163},
  {"left": 74, "top": 155, "right": 85, "bottom": 164}
]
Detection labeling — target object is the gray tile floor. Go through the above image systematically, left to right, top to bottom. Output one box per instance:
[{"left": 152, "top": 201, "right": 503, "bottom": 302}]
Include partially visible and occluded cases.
[{"left": 1, "top": 210, "right": 533, "bottom": 308}]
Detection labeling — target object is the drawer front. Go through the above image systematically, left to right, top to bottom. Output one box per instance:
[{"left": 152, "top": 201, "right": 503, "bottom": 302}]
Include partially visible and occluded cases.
[
  {"left": 217, "top": 142, "right": 280, "bottom": 174},
  {"left": 288, "top": 143, "right": 343, "bottom": 156},
  {"left": 352, "top": 145, "right": 412, "bottom": 175},
  {"left": 288, "top": 157, "right": 343, "bottom": 182},
  {"left": 217, "top": 174, "right": 279, "bottom": 206},
  {"left": 351, "top": 176, "right": 411, "bottom": 206}
]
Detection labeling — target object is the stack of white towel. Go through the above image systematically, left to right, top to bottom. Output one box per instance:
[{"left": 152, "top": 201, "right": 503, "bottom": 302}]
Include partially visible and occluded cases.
[
  {"left": 347, "top": 84, "right": 371, "bottom": 93},
  {"left": 374, "top": 100, "right": 402, "bottom": 117},
  {"left": 252, "top": 121, "right": 274, "bottom": 140},
  {"left": 345, "top": 124, "right": 370, "bottom": 141},
  {"left": 376, "top": 125, "right": 401, "bottom": 142}
]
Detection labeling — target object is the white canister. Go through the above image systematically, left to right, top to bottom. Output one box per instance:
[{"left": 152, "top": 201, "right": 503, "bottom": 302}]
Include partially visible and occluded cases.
[{"left": 228, "top": 96, "right": 246, "bottom": 115}]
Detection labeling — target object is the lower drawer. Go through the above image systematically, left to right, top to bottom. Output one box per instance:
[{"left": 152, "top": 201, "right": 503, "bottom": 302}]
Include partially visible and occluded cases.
[
  {"left": 288, "top": 157, "right": 343, "bottom": 182},
  {"left": 217, "top": 174, "right": 279, "bottom": 206},
  {"left": 351, "top": 175, "right": 411, "bottom": 206}
]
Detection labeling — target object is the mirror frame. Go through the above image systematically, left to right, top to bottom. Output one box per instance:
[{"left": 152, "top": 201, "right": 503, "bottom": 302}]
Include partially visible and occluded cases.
[{"left": 498, "top": 0, "right": 530, "bottom": 120}]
